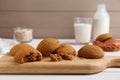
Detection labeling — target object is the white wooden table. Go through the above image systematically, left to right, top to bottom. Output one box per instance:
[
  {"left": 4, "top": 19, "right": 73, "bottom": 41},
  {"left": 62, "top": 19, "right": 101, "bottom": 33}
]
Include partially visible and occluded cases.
[{"left": 0, "top": 39, "right": 120, "bottom": 80}]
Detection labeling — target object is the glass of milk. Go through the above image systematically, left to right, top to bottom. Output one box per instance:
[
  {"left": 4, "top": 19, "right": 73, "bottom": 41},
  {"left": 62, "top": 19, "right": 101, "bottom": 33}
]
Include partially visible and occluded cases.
[{"left": 74, "top": 17, "right": 92, "bottom": 44}]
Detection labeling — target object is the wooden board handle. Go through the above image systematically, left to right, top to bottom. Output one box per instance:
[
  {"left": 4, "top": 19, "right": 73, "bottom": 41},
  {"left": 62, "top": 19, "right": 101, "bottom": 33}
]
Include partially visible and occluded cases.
[{"left": 109, "top": 56, "right": 120, "bottom": 67}]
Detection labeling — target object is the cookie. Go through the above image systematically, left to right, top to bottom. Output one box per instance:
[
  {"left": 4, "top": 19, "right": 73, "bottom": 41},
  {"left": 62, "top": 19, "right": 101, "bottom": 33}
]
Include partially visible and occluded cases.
[
  {"left": 96, "top": 33, "right": 112, "bottom": 42},
  {"left": 36, "top": 38, "right": 60, "bottom": 57},
  {"left": 9, "top": 43, "right": 34, "bottom": 56},
  {"left": 52, "top": 43, "right": 76, "bottom": 56},
  {"left": 14, "top": 45, "right": 43, "bottom": 63},
  {"left": 78, "top": 45, "right": 104, "bottom": 59},
  {"left": 58, "top": 52, "right": 74, "bottom": 60}
]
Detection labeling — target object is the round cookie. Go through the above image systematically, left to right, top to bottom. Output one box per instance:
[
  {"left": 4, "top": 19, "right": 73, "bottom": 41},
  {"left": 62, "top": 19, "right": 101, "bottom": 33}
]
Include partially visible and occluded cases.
[
  {"left": 96, "top": 33, "right": 112, "bottom": 42},
  {"left": 36, "top": 38, "right": 60, "bottom": 57},
  {"left": 9, "top": 43, "right": 34, "bottom": 56},
  {"left": 52, "top": 43, "right": 76, "bottom": 56},
  {"left": 14, "top": 45, "right": 43, "bottom": 63},
  {"left": 78, "top": 45, "right": 104, "bottom": 59}
]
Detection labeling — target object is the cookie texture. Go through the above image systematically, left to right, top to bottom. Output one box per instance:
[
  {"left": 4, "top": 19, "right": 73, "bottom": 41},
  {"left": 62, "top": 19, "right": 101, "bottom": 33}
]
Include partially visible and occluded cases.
[
  {"left": 96, "top": 33, "right": 112, "bottom": 42},
  {"left": 37, "top": 38, "right": 60, "bottom": 57},
  {"left": 52, "top": 43, "right": 76, "bottom": 56},
  {"left": 14, "top": 44, "right": 43, "bottom": 63},
  {"left": 78, "top": 45, "right": 104, "bottom": 59},
  {"left": 58, "top": 52, "right": 74, "bottom": 60},
  {"left": 50, "top": 53, "right": 74, "bottom": 62},
  {"left": 50, "top": 54, "right": 62, "bottom": 62}
]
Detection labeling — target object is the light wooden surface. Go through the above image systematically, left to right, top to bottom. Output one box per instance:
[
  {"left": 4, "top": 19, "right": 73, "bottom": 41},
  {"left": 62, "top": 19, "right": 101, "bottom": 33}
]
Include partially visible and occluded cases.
[
  {"left": 0, "top": 0, "right": 120, "bottom": 38},
  {"left": 0, "top": 54, "right": 120, "bottom": 74}
]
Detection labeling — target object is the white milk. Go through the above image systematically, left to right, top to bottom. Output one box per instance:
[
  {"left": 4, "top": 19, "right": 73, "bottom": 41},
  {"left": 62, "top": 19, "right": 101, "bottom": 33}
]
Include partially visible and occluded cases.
[
  {"left": 92, "top": 18, "right": 109, "bottom": 39},
  {"left": 74, "top": 23, "right": 92, "bottom": 43}
]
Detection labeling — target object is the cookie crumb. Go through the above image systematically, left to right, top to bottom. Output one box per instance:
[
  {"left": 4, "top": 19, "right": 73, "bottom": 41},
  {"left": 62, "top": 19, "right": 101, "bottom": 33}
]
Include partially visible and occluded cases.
[{"left": 50, "top": 54, "right": 62, "bottom": 62}]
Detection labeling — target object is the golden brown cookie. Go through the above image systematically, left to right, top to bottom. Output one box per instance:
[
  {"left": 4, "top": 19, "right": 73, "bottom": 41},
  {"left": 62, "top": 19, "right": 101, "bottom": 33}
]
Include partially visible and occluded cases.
[
  {"left": 96, "top": 33, "right": 112, "bottom": 42},
  {"left": 36, "top": 38, "right": 60, "bottom": 57},
  {"left": 9, "top": 43, "right": 34, "bottom": 56},
  {"left": 52, "top": 43, "right": 76, "bottom": 56},
  {"left": 14, "top": 45, "right": 43, "bottom": 63},
  {"left": 78, "top": 45, "right": 104, "bottom": 59}
]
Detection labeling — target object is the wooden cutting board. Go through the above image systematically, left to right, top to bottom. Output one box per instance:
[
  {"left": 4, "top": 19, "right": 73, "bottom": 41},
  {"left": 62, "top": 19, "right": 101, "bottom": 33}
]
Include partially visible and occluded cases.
[{"left": 0, "top": 54, "right": 120, "bottom": 74}]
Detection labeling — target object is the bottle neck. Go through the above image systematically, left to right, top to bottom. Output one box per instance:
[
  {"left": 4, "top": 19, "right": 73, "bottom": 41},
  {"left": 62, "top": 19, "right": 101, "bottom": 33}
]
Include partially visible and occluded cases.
[{"left": 97, "top": 3, "right": 107, "bottom": 13}]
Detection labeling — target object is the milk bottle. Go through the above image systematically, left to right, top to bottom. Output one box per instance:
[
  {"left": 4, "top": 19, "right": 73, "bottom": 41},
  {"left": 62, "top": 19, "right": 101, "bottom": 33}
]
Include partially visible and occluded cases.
[{"left": 92, "top": 3, "right": 110, "bottom": 40}]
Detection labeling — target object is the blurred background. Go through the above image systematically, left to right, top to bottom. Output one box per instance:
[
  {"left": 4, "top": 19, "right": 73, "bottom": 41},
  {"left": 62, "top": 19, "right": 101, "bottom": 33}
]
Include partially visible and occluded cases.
[{"left": 0, "top": 0, "right": 120, "bottom": 39}]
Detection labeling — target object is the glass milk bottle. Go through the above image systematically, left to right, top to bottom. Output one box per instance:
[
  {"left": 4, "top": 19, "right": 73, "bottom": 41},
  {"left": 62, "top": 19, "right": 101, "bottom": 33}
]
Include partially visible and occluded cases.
[
  {"left": 92, "top": 3, "right": 110, "bottom": 40},
  {"left": 74, "top": 17, "right": 92, "bottom": 44}
]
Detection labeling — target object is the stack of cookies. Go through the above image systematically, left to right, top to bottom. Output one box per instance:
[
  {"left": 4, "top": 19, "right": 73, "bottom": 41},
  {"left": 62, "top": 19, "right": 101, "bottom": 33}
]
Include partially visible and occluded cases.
[
  {"left": 92, "top": 33, "right": 120, "bottom": 51},
  {"left": 36, "top": 38, "right": 76, "bottom": 61}
]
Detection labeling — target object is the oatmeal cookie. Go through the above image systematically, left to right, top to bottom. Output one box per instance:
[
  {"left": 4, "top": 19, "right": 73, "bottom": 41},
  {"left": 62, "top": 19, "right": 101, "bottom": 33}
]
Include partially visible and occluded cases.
[
  {"left": 96, "top": 33, "right": 112, "bottom": 42},
  {"left": 37, "top": 38, "right": 60, "bottom": 57},
  {"left": 9, "top": 43, "right": 34, "bottom": 56},
  {"left": 11, "top": 43, "right": 43, "bottom": 63},
  {"left": 52, "top": 43, "right": 76, "bottom": 56},
  {"left": 78, "top": 45, "right": 104, "bottom": 59},
  {"left": 14, "top": 47, "right": 43, "bottom": 63}
]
